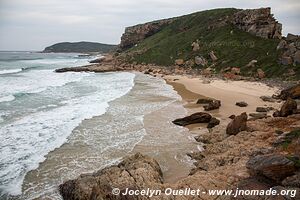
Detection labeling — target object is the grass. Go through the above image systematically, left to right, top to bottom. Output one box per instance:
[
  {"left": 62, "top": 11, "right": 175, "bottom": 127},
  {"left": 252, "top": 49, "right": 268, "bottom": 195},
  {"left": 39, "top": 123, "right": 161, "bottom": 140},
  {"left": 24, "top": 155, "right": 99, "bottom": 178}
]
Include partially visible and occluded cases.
[{"left": 121, "top": 8, "right": 299, "bottom": 79}]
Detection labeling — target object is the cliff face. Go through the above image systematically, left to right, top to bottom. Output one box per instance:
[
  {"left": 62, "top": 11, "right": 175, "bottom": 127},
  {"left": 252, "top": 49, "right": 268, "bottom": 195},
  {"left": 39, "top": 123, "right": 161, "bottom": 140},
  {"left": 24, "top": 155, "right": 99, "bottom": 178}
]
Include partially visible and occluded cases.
[
  {"left": 232, "top": 7, "right": 282, "bottom": 39},
  {"left": 119, "top": 18, "right": 175, "bottom": 50}
]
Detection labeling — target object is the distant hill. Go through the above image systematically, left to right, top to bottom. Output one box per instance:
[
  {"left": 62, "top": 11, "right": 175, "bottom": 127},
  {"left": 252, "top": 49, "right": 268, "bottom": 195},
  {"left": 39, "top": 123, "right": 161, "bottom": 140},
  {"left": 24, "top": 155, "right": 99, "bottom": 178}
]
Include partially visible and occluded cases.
[
  {"left": 117, "top": 8, "right": 300, "bottom": 79},
  {"left": 43, "top": 42, "right": 116, "bottom": 53}
]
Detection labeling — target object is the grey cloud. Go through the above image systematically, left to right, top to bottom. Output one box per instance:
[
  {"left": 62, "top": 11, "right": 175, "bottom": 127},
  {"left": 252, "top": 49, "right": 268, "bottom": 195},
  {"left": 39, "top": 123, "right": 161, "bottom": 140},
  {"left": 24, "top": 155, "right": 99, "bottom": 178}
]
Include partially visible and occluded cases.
[{"left": 0, "top": 0, "right": 299, "bottom": 51}]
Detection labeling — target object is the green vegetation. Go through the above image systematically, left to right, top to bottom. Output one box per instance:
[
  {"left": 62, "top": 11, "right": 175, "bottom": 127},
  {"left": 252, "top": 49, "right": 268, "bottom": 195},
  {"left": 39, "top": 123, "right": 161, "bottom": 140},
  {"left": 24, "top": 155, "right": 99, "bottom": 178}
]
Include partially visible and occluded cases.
[
  {"left": 123, "top": 8, "right": 299, "bottom": 78},
  {"left": 43, "top": 41, "right": 116, "bottom": 53},
  {"left": 280, "top": 129, "right": 300, "bottom": 149}
]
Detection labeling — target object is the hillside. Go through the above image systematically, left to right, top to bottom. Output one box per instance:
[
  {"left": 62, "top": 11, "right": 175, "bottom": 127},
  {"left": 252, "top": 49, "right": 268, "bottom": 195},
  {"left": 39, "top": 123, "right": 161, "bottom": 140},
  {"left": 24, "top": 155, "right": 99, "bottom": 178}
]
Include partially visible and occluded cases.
[
  {"left": 118, "top": 8, "right": 300, "bottom": 79},
  {"left": 43, "top": 41, "right": 116, "bottom": 53}
]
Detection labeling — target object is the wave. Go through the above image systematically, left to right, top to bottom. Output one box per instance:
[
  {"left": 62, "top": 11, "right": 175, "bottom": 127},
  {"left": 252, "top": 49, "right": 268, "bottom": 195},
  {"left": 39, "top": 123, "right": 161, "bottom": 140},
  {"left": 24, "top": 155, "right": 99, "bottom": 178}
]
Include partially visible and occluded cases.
[
  {"left": 0, "top": 69, "right": 22, "bottom": 75},
  {"left": 0, "top": 72, "right": 135, "bottom": 196}
]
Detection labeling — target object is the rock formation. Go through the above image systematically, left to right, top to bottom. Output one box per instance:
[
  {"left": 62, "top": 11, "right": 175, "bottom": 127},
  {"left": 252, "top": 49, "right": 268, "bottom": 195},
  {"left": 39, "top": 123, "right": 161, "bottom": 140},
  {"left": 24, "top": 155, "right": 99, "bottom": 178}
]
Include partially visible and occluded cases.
[
  {"left": 232, "top": 7, "right": 282, "bottom": 39},
  {"left": 119, "top": 18, "right": 175, "bottom": 50},
  {"left": 172, "top": 112, "right": 212, "bottom": 126},
  {"left": 226, "top": 112, "right": 248, "bottom": 135}
]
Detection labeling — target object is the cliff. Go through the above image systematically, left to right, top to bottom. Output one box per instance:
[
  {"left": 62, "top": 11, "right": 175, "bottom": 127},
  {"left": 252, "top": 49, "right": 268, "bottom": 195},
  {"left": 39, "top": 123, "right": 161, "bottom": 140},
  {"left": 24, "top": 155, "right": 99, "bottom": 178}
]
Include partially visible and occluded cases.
[
  {"left": 117, "top": 8, "right": 299, "bottom": 79},
  {"left": 43, "top": 41, "right": 116, "bottom": 53}
]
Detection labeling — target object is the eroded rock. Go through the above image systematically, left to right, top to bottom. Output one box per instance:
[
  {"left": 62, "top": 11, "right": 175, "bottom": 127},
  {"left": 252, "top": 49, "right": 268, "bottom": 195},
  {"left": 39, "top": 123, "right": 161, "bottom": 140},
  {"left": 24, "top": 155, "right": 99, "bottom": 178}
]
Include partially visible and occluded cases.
[{"left": 172, "top": 112, "right": 212, "bottom": 126}]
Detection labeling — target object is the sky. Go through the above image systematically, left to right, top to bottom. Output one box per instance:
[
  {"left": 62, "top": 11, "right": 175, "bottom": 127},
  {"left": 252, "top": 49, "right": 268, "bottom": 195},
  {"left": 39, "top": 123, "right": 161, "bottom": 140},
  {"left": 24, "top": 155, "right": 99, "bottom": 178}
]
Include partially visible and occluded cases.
[{"left": 0, "top": 0, "right": 299, "bottom": 51}]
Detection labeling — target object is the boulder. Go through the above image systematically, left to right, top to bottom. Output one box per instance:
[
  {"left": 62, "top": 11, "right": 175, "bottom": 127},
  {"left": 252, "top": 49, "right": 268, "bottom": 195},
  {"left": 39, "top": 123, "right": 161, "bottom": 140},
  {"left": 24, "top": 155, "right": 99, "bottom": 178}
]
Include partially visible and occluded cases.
[
  {"left": 286, "top": 33, "right": 299, "bottom": 42},
  {"left": 191, "top": 41, "right": 200, "bottom": 51},
  {"left": 209, "top": 51, "right": 218, "bottom": 61},
  {"left": 195, "top": 56, "right": 207, "bottom": 66},
  {"left": 280, "top": 56, "right": 293, "bottom": 65},
  {"left": 175, "top": 59, "right": 184, "bottom": 66},
  {"left": 245, "top": 60, "right": 258, "bottom": 68},
  {"left": 231, "top": 67, "right": 240, "bottom": 75},
  {"left": 257, "top": 69, "right": 265, "bottom": 79},
  {"left": 278, "top": 84, "right": 300, "bottom": 100},
  {"left": 260, "top": 96, "right": 276, "bottom": 102},
  {"left": 196, "top": 98, "right": 214, "bottom": 104},
  {"left": 279, "top": 98, "right": 298, "bottom": 117},
  {"left": 203, "top": 100, "right": 221, "bottom": 111},
  {"left": 236, "top": 101, "right": 248, "bottom": 107},
  {"left": 256, "top": 107, "right": 269, "bottom": 112},
  {"left": 172, "top": 112, "right": 212, "bottom": 126},
  {"left": 226, "top": 112, "right": 248, "bottom": 135},
  {"left": 249, "top": 112, "right": 268, "bottom": 119},
  {"left": 207, "top": 117, "right": 220, "bottom": 128},
  {"left": 59, "top": 153, "right": 163, "bottom": 200},
  {"left": 246, "top": 154, "right": 297, "bottom": 182},
  {"left": 282, "top": 172, "right": 300, "bottom": 187}
]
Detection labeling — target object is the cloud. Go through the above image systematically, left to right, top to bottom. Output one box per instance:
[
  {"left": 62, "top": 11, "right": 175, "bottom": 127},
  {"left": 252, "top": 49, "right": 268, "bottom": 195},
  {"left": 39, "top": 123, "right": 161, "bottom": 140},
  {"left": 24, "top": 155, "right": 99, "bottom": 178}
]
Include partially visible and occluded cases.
[{"left": 0, "top": 0, "right": 299, "bottom": 50}]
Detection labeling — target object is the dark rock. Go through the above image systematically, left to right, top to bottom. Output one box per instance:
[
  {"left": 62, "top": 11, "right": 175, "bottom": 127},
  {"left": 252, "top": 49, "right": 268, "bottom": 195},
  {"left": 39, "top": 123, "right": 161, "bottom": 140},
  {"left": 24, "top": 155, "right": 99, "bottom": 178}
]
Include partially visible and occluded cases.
[
  {"left": 89, "top": 58, "right": 104, "bottom": 63},
  {"left": 278, "top": 84, "right": 300, "bottom": 100},
  {"left": 260, "top": 96, "right": 276, "bottom": 102},
  {"left": 196, "top": 98, "right": 214, "bottom": 104},
  {"left": 279, "top": 98, "right": 298, "bottom": 117},
  {"left": 203, "top": 100, "right": 221, "bottom": 111},
  {"left": 236, "top": 101, "right": 248, "bottom": 107},
  {"left": 256, "top": 107, "right": 269, "bottom": 112},
  {"left": 273, "top": 110, "right": 281, "bottom": 117},
  {"left": 172, "top": 112, "right": 212, "bottom": 126},
  {"left": 226, "top": 112, "right": 248, "bottom": 135},
  {"left": 249, "top": 112, "right": 268, "bottom": 119},
  {"left": 229, "top": 115, "right": 236, "bottom": 119},
  {"left": 207, "top": 117, "right": 220, "bottom": 128},
  {"left": 194, "top": 136, "right": 210, "bottom": 144},
  {"left": 187, "top": 152, "right": 205, "bottom": 161},
  {"left": 59, "top": 153, "right": 163, "bottom": 200},
  {"left": 246, "top": 154, "right": 297, "bottom": 183},
  {"left": 282, "top": 172, "right": 300, "bottom": 187}
]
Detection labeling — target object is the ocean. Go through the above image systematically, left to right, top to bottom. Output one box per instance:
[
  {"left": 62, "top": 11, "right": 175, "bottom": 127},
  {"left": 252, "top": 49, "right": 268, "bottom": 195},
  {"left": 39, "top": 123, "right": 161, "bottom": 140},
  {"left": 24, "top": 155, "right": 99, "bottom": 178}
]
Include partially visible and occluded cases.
[{"left": 0, "top": 52, "right": 196, "bottom": 199}]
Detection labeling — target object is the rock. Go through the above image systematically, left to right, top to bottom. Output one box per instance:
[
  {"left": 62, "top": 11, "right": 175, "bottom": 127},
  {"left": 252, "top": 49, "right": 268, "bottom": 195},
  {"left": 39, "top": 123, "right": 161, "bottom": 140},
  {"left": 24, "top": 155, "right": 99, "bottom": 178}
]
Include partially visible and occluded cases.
[
  {"left": 232, "top": 8, "right": 282, "bottom": 39},
  {"left": 119, "top": 18, "right": 175, "bottom": 50},
  {"left": 286, "top": 33, "right": 299, "bottom": 42},
  {"left": 277, "top": 40, "right": 288, "bottom": 50},
  {"left": 191, "top": 41, "right": 200, "bottom": 51},
  {"left": 209, "top": 51, "right": 218, "bottom": 61},
  {"left": 294, "top": 51, "right": 300, "bottom": 64},
  {"left": 195, "top": 56, "right": 208, "bottom": 66},
  {"left": 280, "top": 56, "right": 293, "bottom": 65},
  {"left": 89, "top": 57, "right": 104, "bottom": 63},
  {"left": 175, "top": 59, "right": 184, "bottom": 66},
  {"left": 246, "top": 60, "right": 257, "bottom": 67},
  {"left": 231, "top": 67, "right": 241, "bottom": 75},
  {"left": 257, "top": 68, "right": 265, "bottom": 79},
  {"left": 278, "top": 84, "right": 300, "bottom": 100},
  {"left": 260, "top": 96, "right": 276, "bottom": 102},
  {"left": 196, "top": 98, "right": 214, "bottom": 104},
  {"left": 279, "top": 98, "right": 298, "bottom": 117},
  {"left": 203, "top": 100, "right": 221, "bottom": 111},
  {"left": 236, "top": 101, "right": 248, "bottom": 107},
  {"left": 256, "top": 107, "right": 269, "bottom": 112},
  {"left": 273, "top": 110, "right": 280, "bottom": 117},
  {"left": 172, "top": 112, "right": 212, "bottom": 126},
  {"left": 226, "top": 112, "right": 248, "bottom": 135},
  {"left": 249, "top": 112, "right": 268, "bottom": 119},
  {"left": 229, "top": 115, "right": 236, "bottom": 119},
  {"left": 207, "top": 117, "right": 220, "bottom": 128},
  {"left": 187, "top": 152, "right": 205, "bottom": 161},
  {"left": 59, "top": 153, "right": 163, "bottom": 200},
  {"left": 246, "top": 154, "right": 297, "bottom": 182},
  {"left": 282, "top": 172, "right": 300, "bottom": 187}
]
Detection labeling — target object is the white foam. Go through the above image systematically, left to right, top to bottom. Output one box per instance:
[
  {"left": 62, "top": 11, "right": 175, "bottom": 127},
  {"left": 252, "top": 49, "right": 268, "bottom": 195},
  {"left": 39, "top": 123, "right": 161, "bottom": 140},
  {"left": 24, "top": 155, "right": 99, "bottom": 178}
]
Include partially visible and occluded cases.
[
  {"left": 0, "top": 69, "right": 22, "bottom": 75},
  {"left": 0, "top": 72, "right": 135, "bottom": 196},
  {"left": 0, "top": 95, "right": 15, "bottom": 103}
]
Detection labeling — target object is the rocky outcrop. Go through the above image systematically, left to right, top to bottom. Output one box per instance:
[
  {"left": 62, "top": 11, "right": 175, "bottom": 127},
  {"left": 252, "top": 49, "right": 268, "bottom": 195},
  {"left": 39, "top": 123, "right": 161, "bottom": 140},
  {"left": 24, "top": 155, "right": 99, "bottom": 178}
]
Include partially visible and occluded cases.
[
  {"left": 232, "top": 7, "right": 282, "bottom": 39},
  {"left": 119, "top": 18, "right": 175, "bottom": 50},
  {"left": 277, "top": 34, "right": 300, "bottom": 66},
  {"left": 172, "top": 112, "right": 212, "bottom": 126},
  {"left": 226, "top": 112, "right": 248, "bottom": 135},
  {"left": 59, "top": 153, "right": 163, "bottom": 200}
]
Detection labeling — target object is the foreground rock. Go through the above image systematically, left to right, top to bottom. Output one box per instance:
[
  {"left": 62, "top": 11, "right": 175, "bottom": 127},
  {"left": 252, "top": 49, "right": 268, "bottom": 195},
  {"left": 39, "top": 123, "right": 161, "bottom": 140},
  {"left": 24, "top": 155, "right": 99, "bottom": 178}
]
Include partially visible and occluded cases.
[
  {"left": 203, "top": 100, "right": 221, "bottom": 111},
  {"left": 236, "top": 101, "right": 248, "bottom": 107},
  {"left": 172, "top": 112, "right": 212, "bottom": 126},
  {"left": 226, "top": 112, "right": 248, "bottom": 135},
  {"left": 207, "top": 117, "right": 220, "bottom": 128},
  {"left": 59, "top": 153, "right": 163, "bottom": 200},
  {"left": 246, "top": 154, "right": 297, "bottom": 183}
]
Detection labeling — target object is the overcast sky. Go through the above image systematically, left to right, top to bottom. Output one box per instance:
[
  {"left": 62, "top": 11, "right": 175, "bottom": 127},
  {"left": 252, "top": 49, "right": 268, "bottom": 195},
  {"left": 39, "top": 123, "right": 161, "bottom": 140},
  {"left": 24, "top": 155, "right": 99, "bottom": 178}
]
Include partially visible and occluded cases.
[{"left": 0, "top": 0, "right": 299, "bottom": 51}]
